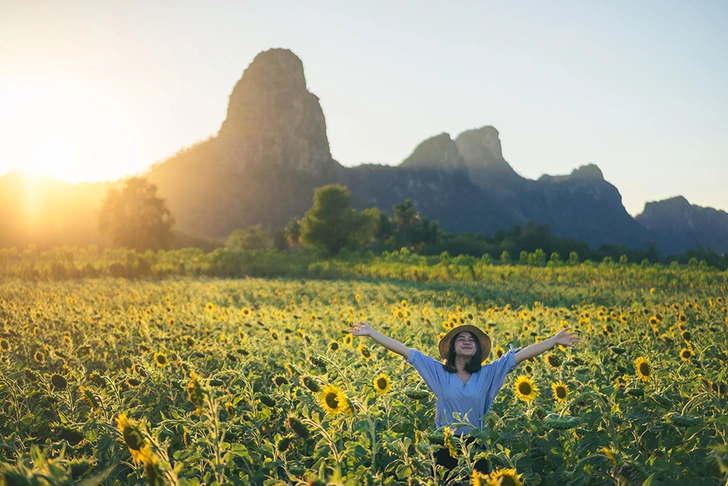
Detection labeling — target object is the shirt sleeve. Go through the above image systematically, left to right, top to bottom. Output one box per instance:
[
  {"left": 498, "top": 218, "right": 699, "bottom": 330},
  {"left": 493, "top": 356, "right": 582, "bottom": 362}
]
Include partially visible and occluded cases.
[
  {"left": 481, "top": 344, "right": 518, "bottom": 413},
  {"left": 406, "top": 349, "right": 444, "bottom": 396}
]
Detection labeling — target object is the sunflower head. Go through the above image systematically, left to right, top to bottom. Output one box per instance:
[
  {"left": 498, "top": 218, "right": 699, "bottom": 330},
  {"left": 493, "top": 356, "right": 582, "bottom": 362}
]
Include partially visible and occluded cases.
[
  {"left": 343, "top": 334, "right": 353, "bottom": 347},
  {"left": 0, "top": 339, "right": 9, "bottom": 352},
  {"left": 356, "top": 343, "right": 372, "bottom": 360},
  {"left": 494, "top": 346, "right": 505, "bottom": 359},
  {"left": 679, "top": 347, "right": 692, "bottom": 361},
  {"left": 153, "top": 352, "right": 168, "bottom": 367},
  {"left": 545, "top": 354, "right": 562, "bottom": 368},
  {"left": 635, "top": 356, "right": 652, "bottom": 381},
  {"left": 187, "top": 371, "right": 207, "bottom": 412},
  {"left": 51, "top": 374, "right": 67, "bottom": 391},
  {"left": 373, "top": 374, "right": 391, "bottom": 395},
  {"left": 300, "top": 376, "right": 320, "bottom": 393},
  {"left": 514, "top": 376, "right": 539, "bottom": 402},
  {"left": 551, "top": 382, "right": 569, "bottom": 403},
  {"left": 320, "top": 384, "right": 350, "bottom": 415},
  {"left": 117, "top": 413, "right": 146, "bottom": 455},
  {"left": 287, "top": 415, "right": 310, "bottom": 438},
  {"left": 488, "top": 467, "right": 523, "bottom": 486}
]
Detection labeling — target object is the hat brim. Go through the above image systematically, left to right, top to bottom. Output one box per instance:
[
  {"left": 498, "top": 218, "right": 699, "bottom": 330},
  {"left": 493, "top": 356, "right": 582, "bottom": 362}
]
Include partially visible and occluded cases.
[{"left": 438, "top": 325, "right": 491, "bottom": 360}]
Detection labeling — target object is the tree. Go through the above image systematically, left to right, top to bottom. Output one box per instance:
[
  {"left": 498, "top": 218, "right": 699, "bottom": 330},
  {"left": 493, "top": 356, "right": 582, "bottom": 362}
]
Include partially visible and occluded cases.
[
  {"left": 98, "top": 177, "right": 174, "bottom": 251},
  {"left": 300, "top": 185, "right": 377, "bottom": 255},
  {"left": 392, "top": 199, "right": 419, "bottom": 248},
  {"left": 285, "top": 218, "right": 302, "bottom": 247},
  {"left": 225, "top": 225, "right": 269, "bottom": 250}
]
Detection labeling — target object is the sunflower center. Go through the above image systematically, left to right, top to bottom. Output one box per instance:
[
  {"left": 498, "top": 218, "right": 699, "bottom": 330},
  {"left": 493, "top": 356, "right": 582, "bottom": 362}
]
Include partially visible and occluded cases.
[
  {"left": 362, "top": 348, "right": 371, "bottom": 358},
  {"left": 639, "top": 362, "right": 650, "bottom": 376},
  {"left": 377, "top": 378, "right": 387, "bottom": 389},
  {"left": 518, "top": 382, "right": 532, "bottom": 395},
  {"left": 556, "top": 387, "right": 567, "bottom": 399},
  {"left": 325, "top": 392, "right": 339, "bottom": 409},
  {"left": 499, "top": 475, "right": 517, "bottom": 486}
]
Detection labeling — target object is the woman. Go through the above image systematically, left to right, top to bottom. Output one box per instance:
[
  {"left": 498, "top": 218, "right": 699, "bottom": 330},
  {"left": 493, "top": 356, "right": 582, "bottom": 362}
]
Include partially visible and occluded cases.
[{"left": 350, "top": 321, "right": 580, "bottom": 475}]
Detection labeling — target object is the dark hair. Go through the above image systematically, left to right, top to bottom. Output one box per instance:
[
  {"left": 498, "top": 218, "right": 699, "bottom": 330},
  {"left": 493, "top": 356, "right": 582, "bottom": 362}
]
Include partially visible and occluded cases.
[{"left": 443, "top": 331, "right": 482, "bottom": 374}]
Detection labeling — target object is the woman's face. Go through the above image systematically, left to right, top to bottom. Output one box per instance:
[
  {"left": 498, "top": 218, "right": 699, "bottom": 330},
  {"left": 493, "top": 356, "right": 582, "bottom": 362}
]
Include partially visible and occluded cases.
[{"left": 453, "top": 332, "right": 477, "bottom": 357}]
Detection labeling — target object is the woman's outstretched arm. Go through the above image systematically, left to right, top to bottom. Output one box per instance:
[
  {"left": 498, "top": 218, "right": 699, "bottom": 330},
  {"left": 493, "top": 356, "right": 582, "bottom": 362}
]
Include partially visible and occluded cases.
[
  {"left": 350, "top": 322, "right": 410, "bottom": 359},
  {"left": 514, "top": 328, "right": 580, "bottom": 365}
]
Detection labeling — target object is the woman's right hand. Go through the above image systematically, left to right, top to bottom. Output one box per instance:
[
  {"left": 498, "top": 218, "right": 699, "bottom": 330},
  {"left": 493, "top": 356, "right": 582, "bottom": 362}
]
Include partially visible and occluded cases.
[{"left": 350, "top": 321, "right": 375, "bottom": 337}]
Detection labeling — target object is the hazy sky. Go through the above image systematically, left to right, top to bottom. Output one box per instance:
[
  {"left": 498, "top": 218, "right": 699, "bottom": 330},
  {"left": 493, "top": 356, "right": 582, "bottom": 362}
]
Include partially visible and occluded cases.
[{"left": 1, "top": 0, "right": 726, "bottom": 215}]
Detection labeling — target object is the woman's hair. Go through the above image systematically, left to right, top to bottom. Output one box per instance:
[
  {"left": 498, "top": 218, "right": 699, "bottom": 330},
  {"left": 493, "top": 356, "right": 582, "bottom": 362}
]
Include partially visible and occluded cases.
[{"left": 443, "top": 331, "right": 482, "bottom": 374}]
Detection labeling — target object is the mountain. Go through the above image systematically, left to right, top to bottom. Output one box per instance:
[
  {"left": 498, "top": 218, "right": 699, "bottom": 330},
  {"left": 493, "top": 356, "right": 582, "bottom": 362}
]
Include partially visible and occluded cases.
[
  {"left": 1, "top": 48, "right": 726, "bottom": 255},
  {"left": 146, "top": 48, "right": 341, "bottom": 237},
  {"left": 456, "top": 127, "right": 645, "bottom": 248},
  {"left": 341, "top": 133, "right": 516, "bottom": 234},
  {"left": 636, "top": 196, "right": 728, "bottom": 255}
]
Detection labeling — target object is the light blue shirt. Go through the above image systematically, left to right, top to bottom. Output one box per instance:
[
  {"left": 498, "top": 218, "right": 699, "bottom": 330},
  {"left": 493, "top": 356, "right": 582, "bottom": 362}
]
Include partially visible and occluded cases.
[{"left": 406, "top": 346, "right": 518, "bottom": 435}]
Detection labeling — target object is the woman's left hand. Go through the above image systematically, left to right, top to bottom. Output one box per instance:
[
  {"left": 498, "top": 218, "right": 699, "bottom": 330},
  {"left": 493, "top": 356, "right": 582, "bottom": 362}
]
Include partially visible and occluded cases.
[{"left": 553, "top": 328, "right": 581, "bottom": 348}]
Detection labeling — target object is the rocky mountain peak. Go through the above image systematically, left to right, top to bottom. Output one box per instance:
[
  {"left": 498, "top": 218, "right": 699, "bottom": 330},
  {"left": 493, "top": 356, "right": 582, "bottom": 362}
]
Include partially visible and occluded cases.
[
  {"left": 217, "top": 48, "right": 336, "bottom": 177},
  {"left": 454, "top": 125, "right": 522, "bottom": 190},
  {"left": 455, "top": 126, "right": 504, "bottom": 159},
  {"left": 400, "top": 133, "right": 465, "bottom": 172},
  {"left": 569, "top": 164, "right": 604, "bottom": 181}
]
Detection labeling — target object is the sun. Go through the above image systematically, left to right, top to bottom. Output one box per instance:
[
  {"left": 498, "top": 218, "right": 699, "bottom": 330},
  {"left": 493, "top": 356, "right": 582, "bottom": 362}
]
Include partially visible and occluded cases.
[{"left": 0, "top": 76, "right": 139, "bottom": 183}]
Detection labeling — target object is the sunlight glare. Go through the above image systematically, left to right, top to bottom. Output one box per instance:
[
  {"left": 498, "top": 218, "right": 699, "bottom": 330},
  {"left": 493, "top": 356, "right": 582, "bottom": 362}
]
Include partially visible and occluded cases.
[{"left": 0, "top": 77, "right": 137, "bottom": 183}]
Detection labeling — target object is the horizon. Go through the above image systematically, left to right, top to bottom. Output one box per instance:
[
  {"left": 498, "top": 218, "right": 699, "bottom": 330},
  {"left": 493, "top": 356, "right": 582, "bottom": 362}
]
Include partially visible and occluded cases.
[{"left": 1, "top": 1, "right": 727, "bottom": 216}]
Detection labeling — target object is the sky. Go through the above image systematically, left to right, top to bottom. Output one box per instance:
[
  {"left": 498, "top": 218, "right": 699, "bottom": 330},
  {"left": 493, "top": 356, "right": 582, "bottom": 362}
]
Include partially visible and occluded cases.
[{"left": 1, "top": 0, "right": 727, "bottom": 216}]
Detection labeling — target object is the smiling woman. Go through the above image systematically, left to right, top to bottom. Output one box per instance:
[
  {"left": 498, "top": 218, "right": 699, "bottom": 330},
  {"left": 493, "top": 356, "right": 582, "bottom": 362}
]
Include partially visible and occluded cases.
[{"left": 0, "top": 77, "right": 138, "bottom": 183}]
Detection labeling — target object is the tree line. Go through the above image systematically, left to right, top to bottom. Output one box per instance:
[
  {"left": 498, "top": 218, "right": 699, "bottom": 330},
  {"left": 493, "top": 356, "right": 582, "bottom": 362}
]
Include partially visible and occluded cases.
[{"left": 93, "top": 177, "right": 728, "bottom": 270}]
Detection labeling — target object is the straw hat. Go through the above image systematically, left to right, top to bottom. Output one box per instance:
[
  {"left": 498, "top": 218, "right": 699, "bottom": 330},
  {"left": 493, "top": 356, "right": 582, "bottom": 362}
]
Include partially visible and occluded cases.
[{"left": 438, "top": 325, "right": 491, "bottom": 360}]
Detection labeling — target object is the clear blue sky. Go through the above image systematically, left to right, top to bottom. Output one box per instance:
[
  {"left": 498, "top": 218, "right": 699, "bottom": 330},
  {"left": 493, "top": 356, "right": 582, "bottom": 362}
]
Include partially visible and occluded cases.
[{"left": 1, "top": 0, "right": 726, "bottom": 215}]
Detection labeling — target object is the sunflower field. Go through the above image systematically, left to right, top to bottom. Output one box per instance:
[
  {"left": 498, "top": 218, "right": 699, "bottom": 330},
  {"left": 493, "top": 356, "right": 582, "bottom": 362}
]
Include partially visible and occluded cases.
[{"left": 1, "top": 256, "right": 727, "bottom": 485}]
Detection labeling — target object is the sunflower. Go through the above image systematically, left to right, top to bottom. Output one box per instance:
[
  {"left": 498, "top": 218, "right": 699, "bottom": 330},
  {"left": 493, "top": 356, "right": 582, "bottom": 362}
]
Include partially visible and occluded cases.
[
  {"left": 205, "top": 302, "right": 215, "bottom": 312},
  {"left": 240, "top": 307, "right": 251, "bottom": 316},
  {"left": 343, "top": 334, "right": 353, "bottom": 347},
  {"left": 0, "top": 339, "right": 9, "bottom": 352},
  {"left": 328, "top": 341, "right": 339, "bottom": 351},
  {"left": 357, "top": 343, "right": 372, "bottom": 361},
  {"left": 494, "top": 346, "right": 505, "bottom": 359},
  {"left": 679, "top": 347, "right": 693, "bottom": 361},
  {"left": 33, "top": 351, "right": 44, "bottom": 363},
  {"left": 153, "top": 352, "right": 168, "bottom": 367},
  {"left": 545, "top": 354, "right": 561, "bottom": 369},
  {"left": 635, "top": 356, "right": 652, "bottom": 382},
  {"left": 187, "top": 371, "right": 206, "bottom": 413},
  {"left": 51, "top": 374, "right": 67, "bottom": 391},
  {"left": 373, "top": 374, "right": 391, "bottom": 395},
  {"left": 272, "top": 375, "right": 289, "bottom": 387},
  {"left": 300, "top": 375, "right": 320, "bottom": 393},
  {"left": 514, "top": 376, "right": 539, "bottom": 402},
  {"left": 551, "top": 382, "right": 569, "bottom": 403},
  {"left": 319, "top": 385, "right": 350, "bottom": 415},
  {"left": 80, "top": 386, "right": 101, "bottom": 411},
  {"left": 117, "top": 413, "right": 147, "bottom": 462},
  {"left": 287, "top": 416, "right": 310, "bottom": 438},
  {"left": 443, "top": 426, "right": 457, "bottom": 457},
  {"left": 488, "top": 468, "right": 523, "bottom": 486},
  {"left": 471, "top": 470, "right": 482, "bottom": 486}
]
